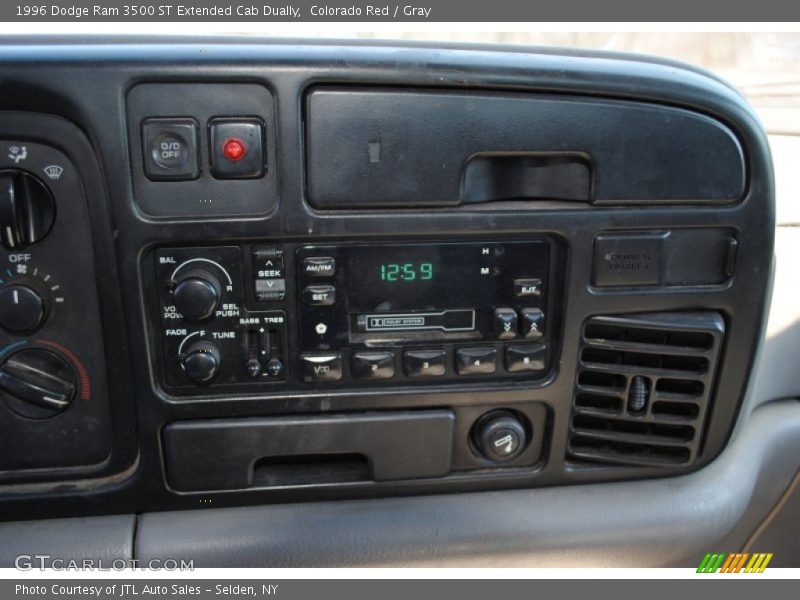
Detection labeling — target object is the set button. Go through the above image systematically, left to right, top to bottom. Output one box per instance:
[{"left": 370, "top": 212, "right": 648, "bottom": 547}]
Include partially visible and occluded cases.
[
  {"left": 303, "top": 285, "right": 336, "bottom": 306},
  {"left": 351, "top": 351, "right": 395, "bottom": 380}
]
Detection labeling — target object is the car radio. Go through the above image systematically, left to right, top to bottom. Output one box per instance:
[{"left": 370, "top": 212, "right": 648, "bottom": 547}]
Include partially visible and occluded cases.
[{"left": 152, "top": 238, "right": 556, "bottom": 395}]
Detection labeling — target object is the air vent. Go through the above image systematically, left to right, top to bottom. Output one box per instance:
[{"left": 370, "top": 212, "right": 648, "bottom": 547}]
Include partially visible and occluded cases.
[{"left": 567, "top": 312, "right": 725, "bottom": 469}]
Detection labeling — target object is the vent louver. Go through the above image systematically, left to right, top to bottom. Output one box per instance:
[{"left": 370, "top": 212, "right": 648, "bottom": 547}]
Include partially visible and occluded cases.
[{"left": 568, "top": 312, "right": 725, "bottom": 469}]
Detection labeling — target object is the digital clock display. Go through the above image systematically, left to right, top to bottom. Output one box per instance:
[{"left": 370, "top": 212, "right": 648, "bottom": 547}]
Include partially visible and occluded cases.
[{"left": 379, "top": 262, "right": 434, "bottom": 282}]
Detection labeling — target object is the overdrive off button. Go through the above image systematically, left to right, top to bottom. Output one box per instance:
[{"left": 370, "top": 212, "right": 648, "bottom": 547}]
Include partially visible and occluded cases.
[
  {"left": 141, "top": 118, "right": 199, "bottom": 181},
  {"left": 301, "top": 353, "right": 342, "bottom": 382}
]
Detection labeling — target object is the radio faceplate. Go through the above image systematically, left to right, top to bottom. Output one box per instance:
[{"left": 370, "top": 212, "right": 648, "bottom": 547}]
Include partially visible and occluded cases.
[
  {"left": 152, "top": 238, "right": 557, "bottom": 395},
  {"left": 296, "top": 240, "right": 554, "bottom": 386}
]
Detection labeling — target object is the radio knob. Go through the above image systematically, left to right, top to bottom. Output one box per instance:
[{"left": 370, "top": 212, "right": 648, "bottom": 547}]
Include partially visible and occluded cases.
[
  {"left": 0, "top": 170, "right": 56, "bottom": 250},
  {"left": 172, "top": 270, "right": 221, "bottom": 323},
  {"left": 0, "top": 284, "right": 46, "bottom": 333},
  {"left": 180, "top": 341, "right": 221, "bottom": 384}
]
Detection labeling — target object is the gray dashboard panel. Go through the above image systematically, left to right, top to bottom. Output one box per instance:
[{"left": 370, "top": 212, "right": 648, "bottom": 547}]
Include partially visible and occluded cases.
[{"left": 134, "top": 400, "right": 800, "bottom": 567}]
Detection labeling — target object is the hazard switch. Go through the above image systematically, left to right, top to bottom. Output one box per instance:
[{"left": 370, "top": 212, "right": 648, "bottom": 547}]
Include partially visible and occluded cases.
[{"left": 209, "top": 118, "right": 265, "bottom": 179}]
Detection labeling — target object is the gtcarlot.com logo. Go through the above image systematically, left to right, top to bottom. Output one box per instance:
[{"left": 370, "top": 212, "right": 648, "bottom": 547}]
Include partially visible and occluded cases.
[{"left": 14, "top": 554, "right": 194, "bottom": 571}]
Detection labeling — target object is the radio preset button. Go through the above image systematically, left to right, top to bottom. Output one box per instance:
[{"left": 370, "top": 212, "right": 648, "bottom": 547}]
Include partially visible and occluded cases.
[
  {"left": 303, "top": 256, "right": 336, "bottom": 278},
  {"left": 513, "top": 278, "right": 542, "bottom": 298},
  {"left": 303, "top": 285, "right": 336, "bottom": 306},
  {"left": 493, "top": 308, "right": 518, "bottom": 340},
  {"left": 520, "top": 308, "right": 545, "bottom": 340},
  {"left": 505, "top": 344, "right": 546, "bottom": 373},
  {"left": 456, "top": 347, "right": 497, "bottom": 375},
  {"left": 404, "top": 349, "right": 446, "bottom": 378},
  {"left": 351, "top": 351, "right": 395, "bottom": 380},
  {"left": 300, "top": 353, "right": 342, "bottom": 382}
]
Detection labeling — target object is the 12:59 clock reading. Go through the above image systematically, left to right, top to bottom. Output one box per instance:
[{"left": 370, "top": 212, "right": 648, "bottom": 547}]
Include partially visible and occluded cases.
[{"left": 379, "top": 262, "right": 434, "bottom": 282}]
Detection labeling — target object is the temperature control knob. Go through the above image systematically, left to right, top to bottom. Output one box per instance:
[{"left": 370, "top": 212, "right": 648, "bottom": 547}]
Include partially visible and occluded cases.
[
  {"left": 0, "top": 170, "right": 56, "bottom": 250},
  {"left": 172, "top": 270, "right": 221, "bottom": 323},
  {"left": 0, "top": 284, "right": 45, "bottom": 333},
  {"left": 180, "top": 341, "right": 221, "bottom": 384},
  {"left": 0, "top": 348, "right": 76, "bottom": 419}
]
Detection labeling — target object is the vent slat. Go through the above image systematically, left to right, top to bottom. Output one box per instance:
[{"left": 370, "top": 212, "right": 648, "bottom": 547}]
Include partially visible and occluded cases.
[
  {"left": 568, "top": 312, "right": 724, "bottom": 470},
  {"left": 582, "top": 339, "right": 712, "bottom": 357}
]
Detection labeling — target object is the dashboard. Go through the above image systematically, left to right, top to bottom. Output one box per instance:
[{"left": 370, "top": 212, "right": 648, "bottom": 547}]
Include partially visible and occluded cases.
[{"left": 0, "top": 38, "right": 775, "bottom": 526}]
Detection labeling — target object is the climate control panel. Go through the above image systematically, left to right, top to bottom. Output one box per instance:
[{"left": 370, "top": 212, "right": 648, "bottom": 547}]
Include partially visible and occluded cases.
[{"left": 152, "top": 239, "right": 557, "bottom": 395}]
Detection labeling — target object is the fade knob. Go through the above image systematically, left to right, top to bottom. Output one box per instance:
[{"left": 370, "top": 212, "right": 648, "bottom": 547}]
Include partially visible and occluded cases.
[{"left": 180, "top": 341, "right": 221, "bottom": 384}]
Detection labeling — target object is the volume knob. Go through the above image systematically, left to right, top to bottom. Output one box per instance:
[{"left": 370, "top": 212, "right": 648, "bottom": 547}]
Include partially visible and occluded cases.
[
  {"left": 172, "top": 270, "right": 221, "bottom": 323},
  {"left": 180, "top": 341, "right": 221, "bottom": 384}
]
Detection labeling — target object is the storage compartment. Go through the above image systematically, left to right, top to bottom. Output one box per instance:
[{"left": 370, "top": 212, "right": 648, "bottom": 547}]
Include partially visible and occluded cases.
[
  {"left": 305, "top": 88, "right": 745, "bottom": 209},
  {"left": 163, "top": 410, "right": 456, "bottom": 492}
]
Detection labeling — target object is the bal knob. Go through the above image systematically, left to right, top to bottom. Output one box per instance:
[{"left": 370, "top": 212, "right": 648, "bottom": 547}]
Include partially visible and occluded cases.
[{"left": 172, "top": 270, "right": 221, "bottom": 323}]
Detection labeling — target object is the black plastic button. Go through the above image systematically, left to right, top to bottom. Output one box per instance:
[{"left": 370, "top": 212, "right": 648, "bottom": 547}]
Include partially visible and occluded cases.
[
  {"left": 142, "top": 118, "right": 199, "bottom": 181},
  {"left": 209, "top": 119, "right": 265, "bottom": 179},
  {"left": 253, "top": 247, "right": 284, "bottom": 279},
  {"left": 303, "top": 256, "right": 336, "bottom": 278},
  {"left": 513, "top": 278, "right": 542, "bottom": 298},
  {"left": 254, "top": 279, "right": 286, "bottom": 301},
  {"left": 303, "top": 285, "right": 336, "bottom": 306},
  {"left": 493, "top": 308, "right": 518, "bottom": 340},
  {"left": 520, "top": 308, "right": 545, "bottom": 340},
  {"left": 505, "top": 344, "right": 546, "bottom": 373},
  {"left": 456, "top": 346, "right": 497, "bottom": 375},
  {"left": 404, "top": 349, "right": 446, "bottom": 378},
  {"left": 351, "top": 351, "right": 395, "bottom": 380},
  {"left": 300, "top": 353, "right": 342, "bottom": 382}
]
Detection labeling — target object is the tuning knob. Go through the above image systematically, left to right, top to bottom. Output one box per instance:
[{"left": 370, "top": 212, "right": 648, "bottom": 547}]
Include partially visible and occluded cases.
[
  {"left": 0, "top": 170, "right": 56, "bottom": 250},
  {"left": 172, "top": 270, "right": 221, "bottom": 323},
  {"left": 0, "top": 283, "right": 46, "bottom": 333},
  {"left": 180, "top": 341, "right": 221, "bottom": 384},
  {"left": 0, "top": 348, "right": 76, "bottom": 419}
]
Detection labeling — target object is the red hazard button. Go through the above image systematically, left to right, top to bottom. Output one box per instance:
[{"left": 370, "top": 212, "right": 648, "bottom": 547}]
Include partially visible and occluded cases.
[{"left": 222, "top": 138, "right": 246, "bottom": 162}]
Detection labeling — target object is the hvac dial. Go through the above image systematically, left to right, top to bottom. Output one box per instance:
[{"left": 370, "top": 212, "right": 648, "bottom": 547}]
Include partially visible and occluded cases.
[{"left": 0, "top": 266, "right": 64, "bottom": 334}]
